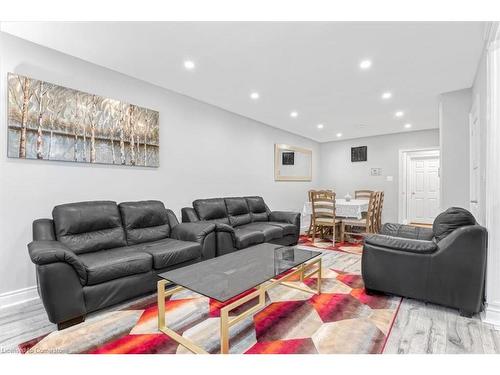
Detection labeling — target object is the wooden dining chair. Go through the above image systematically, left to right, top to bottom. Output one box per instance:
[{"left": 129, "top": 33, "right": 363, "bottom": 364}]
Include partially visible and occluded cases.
[
  {"left": 306, "top": 189, "right": 315, "bottom": 236},
  {"left": 311, "top": 190, "right": 342, "bottom": 245},
  {"left": 354, "top": 190, "right": 373, "bottom": 200},
  {"left": 340, "top": 191, "right": 378, "bottom": 242},
  {"left": 375, "top": 191, "right": 384, "bottom": 232}
]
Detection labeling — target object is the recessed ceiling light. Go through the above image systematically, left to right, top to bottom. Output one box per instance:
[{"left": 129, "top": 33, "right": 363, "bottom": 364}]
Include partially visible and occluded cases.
[
  {"left": 184, "top": 60, "right": 195, "bottom": 70},
  {"left": 359, "top": 60, "right": 372, "bottom": 70},
  {"left": 250, "top": 92, "right": 260, "bottom": 100},
  {"left": 382, "top": 92, "right": 392, "bottom": 100},
  {"left": 290, "top": 111, "right": 298, "bottom": 118},
  {"left": 395, "top": 111, "right": 404, "bottom": 118},
  {"left": 404, "top": 123, "right": 412, "bottom": 129},
  {"left": 317, "top": 124, "right": 324, "bottom": 129},
  {"left": 336, "top": 133, "right": 343, "bottom": 138}
]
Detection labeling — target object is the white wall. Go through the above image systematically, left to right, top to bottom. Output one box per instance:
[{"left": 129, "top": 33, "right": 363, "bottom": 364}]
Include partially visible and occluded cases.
[
  {"left": 0, "top": 33, "right": 320, "bottom": 298},
  {"left": 438, "top": 88, "right": 472, "bottom": 210},
  {"left": 319, "top": 129, "right": 440, "bottom": 224}
]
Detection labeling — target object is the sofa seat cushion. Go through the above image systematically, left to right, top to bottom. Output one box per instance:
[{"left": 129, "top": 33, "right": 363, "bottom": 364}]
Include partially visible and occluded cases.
[
  {"left": 266, "top": 221, "right": 297, "bottom": 236},
  {"left": 237, "top": 222, "right": 283, "bottom": 241},
  {"left": 233, "top": 228, "right": 265, "bottom": 249},
  {"left": 142, "top": 238, "right": 202, "bottom": 269},
  {"left": 79, "top": 247, "right": 152, "bottom": 286}
]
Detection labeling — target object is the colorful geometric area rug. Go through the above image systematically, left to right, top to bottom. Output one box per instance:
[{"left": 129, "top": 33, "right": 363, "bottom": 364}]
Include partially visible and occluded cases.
[
  {"left": 298, "top": 235, "right": 363, "bottom": 255},
  {"left": 19, "top": 243, "right": 401, "bottom": 354}
]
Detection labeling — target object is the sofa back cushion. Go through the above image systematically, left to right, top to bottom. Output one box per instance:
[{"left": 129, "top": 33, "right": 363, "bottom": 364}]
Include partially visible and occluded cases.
[
  {"left": 245, "top": 196, "right": 269, "bottom": 222},
  {"left": 225, "top": 197, "right": 251, "bottom": 227},
  {"left": 193, "top": 198, "right": 229, "bottom": 225},
  {"left": 119, "top": 200, "right": 170, "bottom": 245},
  {"left": 52, "top": 201, "right": 127, "bottom": 254},
  {"left": 433, "top": 207, "right": 477, "bottom": 242}
]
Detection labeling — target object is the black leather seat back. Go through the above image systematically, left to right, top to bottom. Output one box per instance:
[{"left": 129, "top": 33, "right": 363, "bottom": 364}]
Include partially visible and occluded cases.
[
  {"left": 245, "top": 196, "right": 269, "bottom": 222},
  {"left": 225, "top": 197, "right": 251, "bottom": 227},
  {"left": 193, "top": 198, "right": 230, "bottom": 225},
  {"left": 119, "top": 200, "right": 171, "bottom": 245},
  {"left": 52, "top": 201, "right": 127, "bottom": 254},
  {"left": 432, "top": 207, "right": 477, "bottom": 242}
]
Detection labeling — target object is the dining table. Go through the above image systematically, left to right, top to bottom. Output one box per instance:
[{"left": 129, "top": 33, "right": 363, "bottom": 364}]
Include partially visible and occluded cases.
[{"left": 302, "top": 198, "right": 369, "bottom": 220}]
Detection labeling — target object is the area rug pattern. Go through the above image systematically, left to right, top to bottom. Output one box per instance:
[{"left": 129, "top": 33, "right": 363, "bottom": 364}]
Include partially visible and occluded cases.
[
  {"left": 298, "top": 235, "right": 363, "bottom": 255},
  {"left": 19, "top": 243, "right": 401, "bottom": 354}
]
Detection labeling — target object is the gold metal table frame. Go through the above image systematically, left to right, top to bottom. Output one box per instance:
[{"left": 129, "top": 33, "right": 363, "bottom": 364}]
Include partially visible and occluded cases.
[{"left": 157, "top": 256, "right": 322, "bottom": 354}]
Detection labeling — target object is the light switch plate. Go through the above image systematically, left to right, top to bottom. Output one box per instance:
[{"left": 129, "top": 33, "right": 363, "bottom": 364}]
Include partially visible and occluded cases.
[{"left": 386, "top": 175, "right": 394, "bottom": 182}]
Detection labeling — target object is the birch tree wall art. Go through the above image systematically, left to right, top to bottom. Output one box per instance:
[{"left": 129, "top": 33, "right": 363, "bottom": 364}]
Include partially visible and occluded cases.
[{"left": 7, "top": 73, "right": 160, "bottom": 167}]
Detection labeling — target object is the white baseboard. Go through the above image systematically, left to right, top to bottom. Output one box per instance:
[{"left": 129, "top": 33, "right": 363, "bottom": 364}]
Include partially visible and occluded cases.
[
  {"left": 0, "top": 285, "right": 39, "bottom": 310},
  {"left": 481, "top": 302, "right": 500, "bottom": 329}
]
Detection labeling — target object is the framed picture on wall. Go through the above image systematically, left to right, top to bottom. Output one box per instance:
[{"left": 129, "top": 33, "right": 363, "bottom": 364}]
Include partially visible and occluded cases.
[
  {"left": 7, "top": 72, "right": 160, "bottom": 167},
  {"left": 351, "top": 146, "right": 367, "bottom": 162},
  {"left": 282, "top": 151, "right": 295, "bottom": 165}
]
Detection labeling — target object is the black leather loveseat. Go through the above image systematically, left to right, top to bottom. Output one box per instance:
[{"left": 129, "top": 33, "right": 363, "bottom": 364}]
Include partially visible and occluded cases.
[
  {"left": 182, "top": 196, "right": 300, "bottom": 255},
  {"left": 28, "top": 200, "right": 216, "bottom": 329},
  {"left": 362, "top": 207, "right": 487, "bottom": 316}
]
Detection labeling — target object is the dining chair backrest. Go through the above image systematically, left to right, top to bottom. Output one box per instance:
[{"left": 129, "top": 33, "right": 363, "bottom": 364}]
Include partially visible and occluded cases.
[
  {"left": 311, "top": 190, "right": 336, "bottom": 222},
  {"left": 355, "top": 190, "right": 373, "bottom": 200},
  {"left": 376, "top": 191, "right": 384, "bottom": 232},
  {"left": 365, "top": 192, "right": 378, "bottom": 233}
]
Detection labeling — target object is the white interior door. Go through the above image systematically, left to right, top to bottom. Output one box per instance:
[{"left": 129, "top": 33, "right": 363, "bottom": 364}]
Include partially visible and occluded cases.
[
  {"left": 469, "top": 97, "right": 481, "bottom": 221},
  {"left": 408, "top": 154, "right": 440, "bottom": 224}
]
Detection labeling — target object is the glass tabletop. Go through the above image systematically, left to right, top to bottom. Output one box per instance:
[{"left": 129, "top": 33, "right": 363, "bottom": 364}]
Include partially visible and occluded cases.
[{"left": 158, "top": 243, "right": 321, "bottom": 302}]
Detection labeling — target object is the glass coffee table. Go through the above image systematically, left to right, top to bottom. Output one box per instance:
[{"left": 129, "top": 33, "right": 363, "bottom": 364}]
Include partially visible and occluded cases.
[{"left": 157, "top": 243, "right": 322, "bottom": 354}]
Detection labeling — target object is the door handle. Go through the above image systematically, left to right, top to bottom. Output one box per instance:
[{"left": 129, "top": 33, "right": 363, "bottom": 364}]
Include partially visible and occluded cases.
[{"left": 470, "top": 200, "right": 478, "bottom": 203}]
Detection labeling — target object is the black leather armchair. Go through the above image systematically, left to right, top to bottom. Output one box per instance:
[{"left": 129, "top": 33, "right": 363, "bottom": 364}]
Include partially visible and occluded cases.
[
  {"left": 182, "top": 196, "right": 301, "bottom": 255},
  {"left": 28, "top": 200, "right": 216, "bottom": 329},
  {"left": 362, "top": 207, "right": 487, "bottom": 316}
]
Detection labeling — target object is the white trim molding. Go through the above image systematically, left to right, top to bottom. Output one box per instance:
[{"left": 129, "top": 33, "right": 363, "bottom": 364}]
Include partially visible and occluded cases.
[
  {"left": 483, "top": 22, "right": 500, "bottom": 328},
  {"left": 0, "top": 285, "right": 39, "bottom": 310}
]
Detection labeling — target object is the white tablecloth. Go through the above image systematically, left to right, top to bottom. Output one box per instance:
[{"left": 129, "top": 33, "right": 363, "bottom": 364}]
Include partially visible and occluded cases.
[{"left": 302, "top": 199, "right": 369, "bottom": 220}]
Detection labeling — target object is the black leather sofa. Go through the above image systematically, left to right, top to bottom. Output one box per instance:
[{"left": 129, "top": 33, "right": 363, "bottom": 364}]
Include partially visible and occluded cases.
[
  {"left": 182, "top": 196, "right": 301, "bottom": 255},
  {"left": 28, "top": 200, "right": 216, "bottom": 329},
  {"left": 362, "top": 207, "right": 488, "bottom": 316}
]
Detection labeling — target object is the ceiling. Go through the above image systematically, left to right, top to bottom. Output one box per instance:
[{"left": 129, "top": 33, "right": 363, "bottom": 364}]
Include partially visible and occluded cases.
[{"left": 1, "top": 22, "right": 486, "bottom": 142}]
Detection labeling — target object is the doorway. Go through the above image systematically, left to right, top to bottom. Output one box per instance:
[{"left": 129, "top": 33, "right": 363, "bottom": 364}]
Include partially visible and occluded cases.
[{"left": 399, "top": 148, "right": 441, "bottom": 224}]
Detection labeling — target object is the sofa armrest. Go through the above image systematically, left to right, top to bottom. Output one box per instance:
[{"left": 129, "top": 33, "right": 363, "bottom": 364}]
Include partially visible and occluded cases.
[
  {"left": 181, "top": 207, "right": 199, "bottom": 223},
  {"left": 269, "top": 211, "right": 300, "bottom": 229},
  {"left": 33, "top": 218, "right": 56, "bottom": 241},
  {"left": 171, "top": 222, "right": 216, "bottom": 243},
  {"left": 214, "top": 223, "right": 234, "bottom": 233},
  {"left": 380, "top": 223, "right": 434, "bottom": 240},
  {"left": 365, "top": 234, "right": 438, "bottom": 254},
  {"left": 28, "top": 240, "right": 87, "bottom": 285}
]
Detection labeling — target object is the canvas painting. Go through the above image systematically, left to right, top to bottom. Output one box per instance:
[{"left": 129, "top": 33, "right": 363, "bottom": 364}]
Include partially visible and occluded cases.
[{"left": 7, "top": 73, "right": 160, "bottom": 167}]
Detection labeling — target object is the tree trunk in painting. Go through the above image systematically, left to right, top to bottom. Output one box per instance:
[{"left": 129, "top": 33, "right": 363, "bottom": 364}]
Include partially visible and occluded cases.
[
  {"left": 18, "top": 77, "right": 31, "bottom": 159},
  {"left": 36, "top": 81, "right": 45, "bottom": 159},
  {"left": 73, "top": 94, "right": 79, "bottom": 162},
  {"left": 89, "top": 95, "right": 98, "bottom": 163},
  {"left": 82, "top": 97, "right": 89, "bottom": 162},
  {"left": 128, "top": 105, "right": 136, "bottom": 166},
  {"left": 119, "top": 106, "right": 126, "bottom": 165},
  {"left": 143, "top": 115, "right": 149, "bottom": 166}
]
